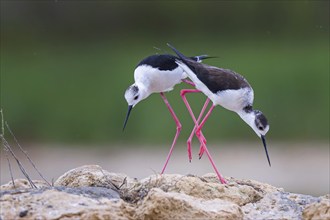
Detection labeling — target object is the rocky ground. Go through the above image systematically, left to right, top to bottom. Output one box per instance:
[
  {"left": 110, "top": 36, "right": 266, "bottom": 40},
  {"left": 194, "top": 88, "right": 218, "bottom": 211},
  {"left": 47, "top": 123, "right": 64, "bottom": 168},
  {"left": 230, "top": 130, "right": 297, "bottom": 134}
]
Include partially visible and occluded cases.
[{"left": 0, "top": 165, "right": 329, "bottom": 220}]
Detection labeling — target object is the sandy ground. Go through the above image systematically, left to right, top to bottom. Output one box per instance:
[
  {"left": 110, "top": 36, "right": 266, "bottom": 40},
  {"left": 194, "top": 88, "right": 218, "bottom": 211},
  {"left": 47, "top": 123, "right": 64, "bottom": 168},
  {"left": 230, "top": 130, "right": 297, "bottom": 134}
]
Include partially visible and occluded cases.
[{"left": 1, "top": 141, "right": 329, "bottom": 196}]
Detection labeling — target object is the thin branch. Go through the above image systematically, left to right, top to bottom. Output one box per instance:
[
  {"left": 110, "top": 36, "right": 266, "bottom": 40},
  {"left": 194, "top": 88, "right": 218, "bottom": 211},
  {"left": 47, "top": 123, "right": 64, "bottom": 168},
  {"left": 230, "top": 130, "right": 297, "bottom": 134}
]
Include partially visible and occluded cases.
[
  {"left": 0, "top": 109, "right": 4, "bottom": 136},
  {"left": 1, "top": 109, "right": 15, "bottom": 187},
  {"left": 5, "top": 122, "right": 51, "bottom": 186},
  {"left": 0, "top": 135, "right": 37, "bottom": 189},
  {"left": 3, "top": 143, "right": 16, "bottom": 188},
  {"left": 4, "top": 151, "right": 16, "bottom": 188},
  {"left": 100, "top": 168, "right": 120, "bottom": 191},
  {"left": 119, "top": 177, "right": 127, "bottom": 189}
]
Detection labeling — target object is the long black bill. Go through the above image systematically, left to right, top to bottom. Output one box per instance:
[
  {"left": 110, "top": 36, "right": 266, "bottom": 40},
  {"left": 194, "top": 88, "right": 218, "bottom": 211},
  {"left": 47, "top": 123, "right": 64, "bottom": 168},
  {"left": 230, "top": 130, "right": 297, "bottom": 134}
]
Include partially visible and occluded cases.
[
  {"left": 123, "top": 105, "right": 133, "bottom": 131},
  {"left": 261, "top": 135, "right": 271, "bottom": 167}
]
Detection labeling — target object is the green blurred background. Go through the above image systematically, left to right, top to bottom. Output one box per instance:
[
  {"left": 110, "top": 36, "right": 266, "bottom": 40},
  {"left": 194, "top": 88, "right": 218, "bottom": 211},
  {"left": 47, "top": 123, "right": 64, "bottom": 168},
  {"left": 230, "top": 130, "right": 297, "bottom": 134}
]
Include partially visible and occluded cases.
[
  {"left": 0, "top": 1, "right": 329, "bottom": 195},
  {"left": 1, "top": 1, "right": 329, "bottom": 144}
]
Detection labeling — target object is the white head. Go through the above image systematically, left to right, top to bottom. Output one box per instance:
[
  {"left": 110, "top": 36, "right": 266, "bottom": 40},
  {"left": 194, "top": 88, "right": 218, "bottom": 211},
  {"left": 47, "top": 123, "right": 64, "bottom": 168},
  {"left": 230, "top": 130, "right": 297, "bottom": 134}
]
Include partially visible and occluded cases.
[
  {"left": 123, "top": 83, "right": 150, "bottom": 130},
  {"left": 124, "top": 84, "right": 150, "bottom": 108},
  {"left": 238, "top": 106, "right": 271, "bottom": 166},
  {"left": 240, "top": 109, "right": 269, "bottom": 138}
]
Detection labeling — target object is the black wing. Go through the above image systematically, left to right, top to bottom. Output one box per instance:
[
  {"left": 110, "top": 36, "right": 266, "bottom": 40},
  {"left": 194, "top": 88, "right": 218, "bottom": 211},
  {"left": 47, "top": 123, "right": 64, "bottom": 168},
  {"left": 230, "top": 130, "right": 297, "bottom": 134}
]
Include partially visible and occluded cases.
[
  {"left": 167, "top": 43, "right": 250, "bottom": 93},
  {"left": 137, "top": 53, "right": 213, "bottom": 71},
  {"left": 137, "top": 54, "right": 178, "bottom": 71},
  {"left": 185, "top": 61, "right": 250, "bottom": 93}
]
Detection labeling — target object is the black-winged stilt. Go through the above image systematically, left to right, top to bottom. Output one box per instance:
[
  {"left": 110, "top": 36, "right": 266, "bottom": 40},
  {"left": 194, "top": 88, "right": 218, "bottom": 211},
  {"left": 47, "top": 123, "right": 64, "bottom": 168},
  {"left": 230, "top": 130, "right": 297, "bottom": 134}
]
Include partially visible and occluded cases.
[
  {"left": 168, "top": 43, "right": 271, "bottom": 183},
  {"left": 123, "top": 53, "right": 211, "bottom": 174}
]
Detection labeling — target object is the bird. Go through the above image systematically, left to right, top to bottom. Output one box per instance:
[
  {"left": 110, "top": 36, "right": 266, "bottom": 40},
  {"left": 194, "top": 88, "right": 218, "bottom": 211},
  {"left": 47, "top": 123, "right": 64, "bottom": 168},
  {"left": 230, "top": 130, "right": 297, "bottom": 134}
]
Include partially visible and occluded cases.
[
  {"left": 167, "top": 43, "right": 271, "bottom": 183},
  {"left": 123, "top": 53, "right": 211, "bottom": 174}
]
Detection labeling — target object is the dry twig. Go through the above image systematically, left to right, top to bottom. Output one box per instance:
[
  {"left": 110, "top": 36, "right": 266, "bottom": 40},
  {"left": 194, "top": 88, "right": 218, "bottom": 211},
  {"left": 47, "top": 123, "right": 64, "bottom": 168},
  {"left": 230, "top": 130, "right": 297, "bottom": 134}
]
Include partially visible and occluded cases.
[
  {"left": 1, "top": 109, "right": 15, "bottom": 188},
  {"left": 5, "top": 122, "right": 51, "bottom": 186}
]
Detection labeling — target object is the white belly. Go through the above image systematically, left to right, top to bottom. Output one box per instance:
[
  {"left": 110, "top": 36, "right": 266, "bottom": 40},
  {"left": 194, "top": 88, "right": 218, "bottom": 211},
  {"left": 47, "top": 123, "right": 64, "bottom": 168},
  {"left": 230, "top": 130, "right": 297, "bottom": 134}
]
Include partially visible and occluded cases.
[{"left": 134, "top": 65, "right": 186, "bottom": 93}]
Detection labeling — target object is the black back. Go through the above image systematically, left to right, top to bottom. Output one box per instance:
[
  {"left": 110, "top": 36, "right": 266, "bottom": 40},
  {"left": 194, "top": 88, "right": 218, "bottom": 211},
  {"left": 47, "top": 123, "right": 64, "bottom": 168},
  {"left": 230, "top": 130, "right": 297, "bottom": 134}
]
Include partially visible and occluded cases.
[
  {"left": 168, "top": 44, "right": 250, "bottom": 93},
  {"left": 137, "top": 54, "right": 178, "bottom": 71},
  {"left": 137, "top": 54, "right": 212, "bottom": 71},
  {"left": 185, "top": 61, "right": 250, "bottom": 93}
]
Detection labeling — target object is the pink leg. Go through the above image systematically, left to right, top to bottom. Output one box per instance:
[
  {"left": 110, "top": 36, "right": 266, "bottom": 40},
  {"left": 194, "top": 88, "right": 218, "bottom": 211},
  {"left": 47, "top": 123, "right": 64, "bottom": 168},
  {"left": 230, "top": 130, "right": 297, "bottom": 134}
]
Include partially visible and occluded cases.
[
  {"left": 181, "top": 79, "right": 208, "bottom": 158},
  {"left": 181, "top": 79, "right": 195, "bottom": 87},
  {"left": 181, "top": 80, "right": 226, "bottom": 183},
  {"left": 180, "top": 89, "right": 208, "bottom": 161},
  {"left": 159, "top": 92, "right": 182, "bottom": 174},
  {"left": 187, "top": 98, "right": 210, "bottom": 159},
  {"left": 195, "top": 105, "right": 215, "bottom": 138},
  {"left": 196, "top": 105, "right": 227, "bottom": 184}
]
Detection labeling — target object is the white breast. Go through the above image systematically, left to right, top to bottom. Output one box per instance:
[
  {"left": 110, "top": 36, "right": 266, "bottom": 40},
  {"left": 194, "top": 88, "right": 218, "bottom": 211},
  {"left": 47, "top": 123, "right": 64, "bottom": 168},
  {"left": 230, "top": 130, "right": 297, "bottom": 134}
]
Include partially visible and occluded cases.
[{"left": 134, "top": 65, "right": 186, "bottom": 93}]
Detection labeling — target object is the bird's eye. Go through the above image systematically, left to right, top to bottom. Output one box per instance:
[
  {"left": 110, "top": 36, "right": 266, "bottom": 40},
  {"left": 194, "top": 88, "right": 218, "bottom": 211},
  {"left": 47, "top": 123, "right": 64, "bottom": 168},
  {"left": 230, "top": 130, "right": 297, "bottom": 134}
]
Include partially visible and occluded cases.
[
  {"left": 134, "top": 95, "right": 139, "bottom": 100},
  {"left": 258, "top": 126, "right": 264, "bottom": 130}
]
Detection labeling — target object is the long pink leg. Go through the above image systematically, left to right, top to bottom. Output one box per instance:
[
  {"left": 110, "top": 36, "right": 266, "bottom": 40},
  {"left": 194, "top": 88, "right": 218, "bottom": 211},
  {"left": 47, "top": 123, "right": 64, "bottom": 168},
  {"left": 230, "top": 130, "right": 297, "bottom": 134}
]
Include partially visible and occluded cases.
[
  {"left": 181, "top": 79, "right": 195, "bottom": 86},
  {"left": 181, "top": 80, "right": 211, "bottom": 159},
  {"left": 181, "top": 80, "right": 208, "bottom": 159},
  {"left": 180, "top": 89, "right": 208, "bottom": 161},
  {"left": 159, "top": 92, "right": 182, "bottom": 174},
  {"left": 189, "top": 98, "right": 210, "bottom": 159},
  {"left": 195, "top": 105, "right": 227, "bottom": 184}
]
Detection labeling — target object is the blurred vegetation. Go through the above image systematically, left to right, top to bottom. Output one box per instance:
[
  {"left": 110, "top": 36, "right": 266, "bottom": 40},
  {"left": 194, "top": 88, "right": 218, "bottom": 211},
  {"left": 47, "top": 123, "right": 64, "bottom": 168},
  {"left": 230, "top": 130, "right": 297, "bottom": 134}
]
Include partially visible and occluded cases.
[{"left": 0, "top": 1, "right": 329, "bottom": 144}]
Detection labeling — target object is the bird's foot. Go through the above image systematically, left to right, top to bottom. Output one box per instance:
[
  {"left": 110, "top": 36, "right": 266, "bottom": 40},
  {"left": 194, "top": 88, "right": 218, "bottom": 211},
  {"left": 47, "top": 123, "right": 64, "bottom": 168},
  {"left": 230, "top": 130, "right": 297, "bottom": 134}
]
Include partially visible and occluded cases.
[
  {"left": 197, "top": 134, "right": 207, "bottom": 159},
  {"left": 198, "top": 146, "right": 205, "bottom": 159},
  {"left": 220, "top": 177, "right": 227, "bottom": 184}
]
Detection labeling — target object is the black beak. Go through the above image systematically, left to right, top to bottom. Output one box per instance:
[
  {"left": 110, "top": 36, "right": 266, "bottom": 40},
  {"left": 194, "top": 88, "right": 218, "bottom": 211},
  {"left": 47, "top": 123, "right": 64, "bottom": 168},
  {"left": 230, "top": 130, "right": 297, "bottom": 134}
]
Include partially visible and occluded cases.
[
  {"left": 123, "top": 105, "right": 133, "bottom": 131},
  {"left": 261, "top": 135, "right": 271, "bottom": 167}
]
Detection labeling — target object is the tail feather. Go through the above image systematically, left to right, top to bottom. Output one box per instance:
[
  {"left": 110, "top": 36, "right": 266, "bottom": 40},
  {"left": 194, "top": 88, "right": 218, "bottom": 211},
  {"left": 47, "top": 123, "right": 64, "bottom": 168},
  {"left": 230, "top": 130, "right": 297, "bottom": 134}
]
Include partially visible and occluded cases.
[
  {"left": 167, "top": 43, "right": 188, "bottom": 61},
  {"left": 167, "top": 43, "right": 215, "bottom": 63},
  {"left": 191, "top": 55, "right": 216, "bottom": 63}
]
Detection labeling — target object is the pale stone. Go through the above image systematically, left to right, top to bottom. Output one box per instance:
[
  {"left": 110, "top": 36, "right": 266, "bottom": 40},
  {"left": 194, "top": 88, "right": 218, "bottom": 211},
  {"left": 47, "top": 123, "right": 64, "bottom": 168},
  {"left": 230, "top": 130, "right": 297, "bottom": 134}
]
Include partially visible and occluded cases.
[
  {"left": 54, "top": 164, "right": 138, "bottom": 191},
  {"left": 1, "top": 165, "right": 328, "bottom": 220},
  {"left": 140, "top": 174, "right": 276, "bottom": 205},
  {"left": 0, "top": 178, "right": 49, "bottom": 190},
  {"left": 0, "top": 187, "right": 132, "bottom": 220},
  {"left": 134, "top": 188, "right": 243, "bottom": 220},
  {"left": 242, "top": 192, "right": 324, "bottom": 220},
  {"left": 302, "top": 197, "right": 330, "bottom": 220}
]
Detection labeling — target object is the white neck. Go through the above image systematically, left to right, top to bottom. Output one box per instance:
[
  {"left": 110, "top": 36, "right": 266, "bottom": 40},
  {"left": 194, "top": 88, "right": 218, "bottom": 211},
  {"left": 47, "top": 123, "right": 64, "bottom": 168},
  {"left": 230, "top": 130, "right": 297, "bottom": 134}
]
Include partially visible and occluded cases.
[
  {"left": 135, "top": 83, "right": 150, "bottom": 102},
  {"left": 237, "top": 110, "right": 260, "bottom": 138}
]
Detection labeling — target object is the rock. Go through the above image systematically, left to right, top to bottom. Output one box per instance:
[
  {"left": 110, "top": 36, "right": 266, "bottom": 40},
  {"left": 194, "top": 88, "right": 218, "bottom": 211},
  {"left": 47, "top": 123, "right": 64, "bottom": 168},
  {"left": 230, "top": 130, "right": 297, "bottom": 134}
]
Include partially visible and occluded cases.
[
  {"left": 54, "top": 164, "right": 138, "bottom": 191},
  {"left": 1, "top": 165, "right": 329, "bottom": 220},
  {"left": 139, "top": 174, "right": 281, "bottom": 206},
  {"left": 0, "top": 178, "right": 49, "bottom": 190},
  {"left": 0, "top": 187, "right": 133, "bottom": 220},
  {"left": 134, "top": 188, "right": 243, "bottom": 219},
  {"left": 242, "top": 192, "right": 322, "bottom": 220},
  {"left": 302, "top": 196, "right": 330, "bottom": 220}
]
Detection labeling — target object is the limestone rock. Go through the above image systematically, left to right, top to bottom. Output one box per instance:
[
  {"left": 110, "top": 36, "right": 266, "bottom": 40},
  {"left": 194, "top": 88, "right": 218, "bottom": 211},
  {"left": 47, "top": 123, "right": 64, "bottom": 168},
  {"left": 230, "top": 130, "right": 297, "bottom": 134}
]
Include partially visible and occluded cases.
[
  {"left": 54, "top": 164, "right": 138, "bottom": 191},
  {"left": 1, "top": 165, "right": 329, "bottom": 220},
  {"left": 139, "top": 174, "right": 281, "bottom": 206},
  {"left": 0, "top": 178, "right": 49, "bottom": 190},
  {"left": 0, "top": 187, "right": 131, "bottom": 220},
  {"left": 134, "top": 188, "right": 243, "bottom": 219},
  {"left": 242, "top": 192, "right": 324, "bottom": 220},
  {"left": 302, "top": 196, "right": 330, "bottom": 220}
]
